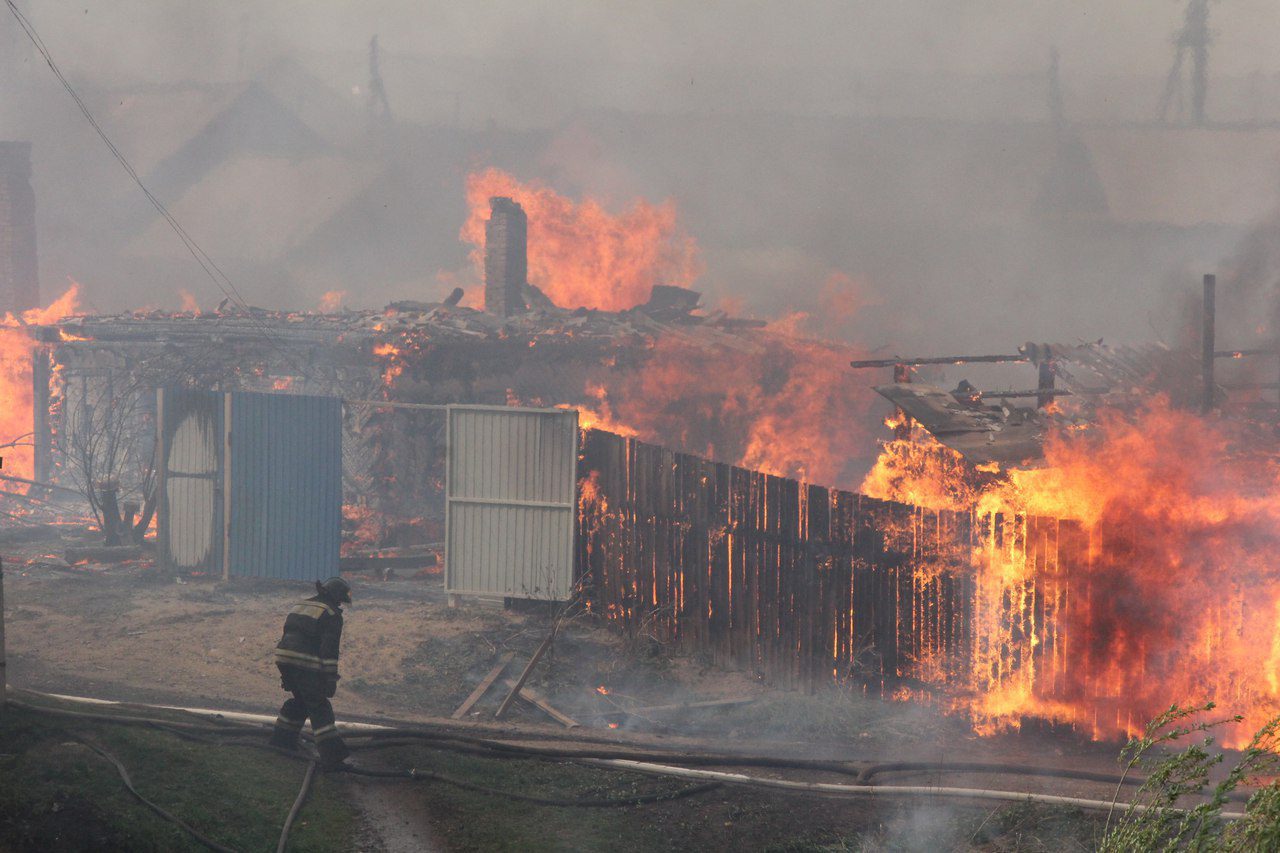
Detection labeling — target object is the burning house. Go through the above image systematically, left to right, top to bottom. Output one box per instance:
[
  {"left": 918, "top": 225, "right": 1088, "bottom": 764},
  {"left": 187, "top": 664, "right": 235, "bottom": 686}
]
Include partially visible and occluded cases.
[{"left": 18, "top": 187, "right": 874, "bottom": 551}]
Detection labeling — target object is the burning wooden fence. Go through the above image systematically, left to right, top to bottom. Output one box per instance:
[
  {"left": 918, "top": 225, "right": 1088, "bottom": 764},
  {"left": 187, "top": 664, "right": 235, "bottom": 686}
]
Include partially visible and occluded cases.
[{"left": 577, "top": 428, "right": 1089, "bottom": 704}]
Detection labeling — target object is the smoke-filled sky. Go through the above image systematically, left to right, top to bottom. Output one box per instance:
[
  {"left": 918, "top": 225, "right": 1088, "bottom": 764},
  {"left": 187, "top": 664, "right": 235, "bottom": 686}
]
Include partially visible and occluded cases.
[
  {"left": 8, "top": 1, "right": 1280, "bottom": 359},
  {"left": 17, "top": 1, "right": 1280, "bottom": 83}
]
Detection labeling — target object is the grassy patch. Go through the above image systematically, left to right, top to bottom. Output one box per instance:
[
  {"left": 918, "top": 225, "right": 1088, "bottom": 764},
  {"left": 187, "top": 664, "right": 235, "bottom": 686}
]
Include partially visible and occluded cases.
[
  {"left": 0, "top": 704, "right": 357, "bottom": 852},
  {"left": 364, "top": 741, "right": 1105, "bottom": 852}
]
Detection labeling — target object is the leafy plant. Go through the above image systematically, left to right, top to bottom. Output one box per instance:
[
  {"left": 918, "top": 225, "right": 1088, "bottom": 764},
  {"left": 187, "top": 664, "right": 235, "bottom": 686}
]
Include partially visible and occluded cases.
[{"left": 1100, "top": 702, "right": 1280, "bottom": 851}]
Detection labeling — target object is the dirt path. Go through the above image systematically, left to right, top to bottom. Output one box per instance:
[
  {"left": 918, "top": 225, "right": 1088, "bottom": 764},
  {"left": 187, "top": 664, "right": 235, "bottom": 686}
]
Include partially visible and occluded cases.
[{"left": 348, "top": 780, "right": 445, "bottom": 853}]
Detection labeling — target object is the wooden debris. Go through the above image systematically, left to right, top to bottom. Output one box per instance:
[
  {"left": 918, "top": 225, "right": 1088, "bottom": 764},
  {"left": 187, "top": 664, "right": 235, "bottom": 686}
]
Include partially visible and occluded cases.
[
  {"left": 494, "top": 627, "right": 557, "bottom": 720},
  {"left": 451, "top": 651, "right": 515, "bottom": 719},
  {"left": 502, "top": 678, "right": 579, "bottom": 728},
  {"left": 624, "top": 697, "right": 756, "bottom": 716}
]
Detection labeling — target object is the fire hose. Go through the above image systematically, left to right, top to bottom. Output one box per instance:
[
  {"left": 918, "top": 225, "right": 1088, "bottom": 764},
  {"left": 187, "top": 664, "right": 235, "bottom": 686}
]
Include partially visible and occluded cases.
[{"left": 5, "top": 689, "right": 1253, "bottom": 851}]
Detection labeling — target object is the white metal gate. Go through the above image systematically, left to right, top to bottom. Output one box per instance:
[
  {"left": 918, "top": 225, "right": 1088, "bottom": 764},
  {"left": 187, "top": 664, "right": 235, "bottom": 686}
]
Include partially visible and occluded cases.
[{"left": 445, "top": 405, "right": 578, "bottom": 602}]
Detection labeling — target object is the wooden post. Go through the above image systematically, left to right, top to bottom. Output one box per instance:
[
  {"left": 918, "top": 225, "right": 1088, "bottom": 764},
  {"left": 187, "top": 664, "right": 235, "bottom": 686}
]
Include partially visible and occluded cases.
[
  {"left": 1203, "top": 273, "right": 1216, "bottom": 414},
  {"left": 31, "top": 346, "right": 51, "bottom": 485},
  {"left": 1037, "top": 359, "right": 1056, "bottom": 410},
  {"left": 893, "top": 363, "right": 913, "bottom": 440},
  {"left": 222, "top": 392, "right": 232, "bottom": 581},
  {"left": 0, "top": 557, "right": 6, "bottom": 720}
]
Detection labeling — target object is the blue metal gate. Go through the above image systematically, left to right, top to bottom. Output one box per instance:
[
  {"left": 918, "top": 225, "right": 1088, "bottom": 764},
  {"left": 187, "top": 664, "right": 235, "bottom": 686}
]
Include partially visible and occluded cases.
[
  {"left": 158, "top": 389, "right": 340, "bottom": 581},
  {"left": 227, "top": 391, "right": 341, "bottom": 580}
]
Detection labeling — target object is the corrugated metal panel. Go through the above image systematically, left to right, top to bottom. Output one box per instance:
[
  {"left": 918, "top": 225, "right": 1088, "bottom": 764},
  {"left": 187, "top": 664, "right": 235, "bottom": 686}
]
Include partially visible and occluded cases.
[
  {"left": 158, "top": 388, "right": 223, "bottom": 573},
  {"left": 228, "top": 391, "right": 341, "bottom": 581},
  {"left": 446, "top": 406, "right": 578, "bottom": 601}
]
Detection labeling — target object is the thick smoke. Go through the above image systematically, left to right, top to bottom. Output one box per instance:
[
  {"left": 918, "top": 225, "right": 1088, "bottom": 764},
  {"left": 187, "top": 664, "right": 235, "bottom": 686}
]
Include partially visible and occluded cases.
[{"left": 5, "top": 0, "right": 1280, "bottom": 358}]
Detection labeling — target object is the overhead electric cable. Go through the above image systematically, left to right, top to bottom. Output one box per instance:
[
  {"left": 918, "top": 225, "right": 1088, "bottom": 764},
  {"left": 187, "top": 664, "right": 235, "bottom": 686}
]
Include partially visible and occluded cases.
[{"left": 4, "top": 0, "right": 325, "bottom": 381}]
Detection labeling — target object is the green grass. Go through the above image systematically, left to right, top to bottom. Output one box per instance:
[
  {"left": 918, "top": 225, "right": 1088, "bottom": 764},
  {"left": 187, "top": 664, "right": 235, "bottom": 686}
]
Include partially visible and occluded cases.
[
  {"left": 0, "top": 704, "right": 358, "bottom": 852},
  {"left": 364, "top": 741, "right": 1105, "bottom": 852}
]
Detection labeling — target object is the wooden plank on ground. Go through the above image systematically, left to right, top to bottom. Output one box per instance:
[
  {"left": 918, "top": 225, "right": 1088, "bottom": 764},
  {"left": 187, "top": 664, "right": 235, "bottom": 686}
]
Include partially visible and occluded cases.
[
  {"left": 494, "top": 627, "right": 558, "bottom": 719},
  {"left": 451, "top": 651, "right": 515, "bottom": 719},
  {"left": 502, "top": 678, "right": 580, "bottom": 728},
  {"left": 626, "top": 697, "right": 756, "bottom": 716}
]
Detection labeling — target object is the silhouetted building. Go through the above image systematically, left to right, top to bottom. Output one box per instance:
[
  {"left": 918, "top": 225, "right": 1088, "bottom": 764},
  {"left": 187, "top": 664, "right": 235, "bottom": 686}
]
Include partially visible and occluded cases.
[{"left": 0, "top": 141, "right": 37, "bottom": 315}]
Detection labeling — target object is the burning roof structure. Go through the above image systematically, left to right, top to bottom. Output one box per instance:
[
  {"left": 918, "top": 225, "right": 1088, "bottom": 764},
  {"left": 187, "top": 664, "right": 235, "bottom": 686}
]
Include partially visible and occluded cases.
[
  {"left": 21, "top": 279, "right": 871, "bottom": 543},
  {"left": 865, "top": 340, "right": 1204, "bottom": 466}
]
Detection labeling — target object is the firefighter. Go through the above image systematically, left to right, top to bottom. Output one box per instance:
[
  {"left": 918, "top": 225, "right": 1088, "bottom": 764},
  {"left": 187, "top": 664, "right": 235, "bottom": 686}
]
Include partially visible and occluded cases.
[{"left": 269, "top": 576, "right": 352, "bottom": 768}]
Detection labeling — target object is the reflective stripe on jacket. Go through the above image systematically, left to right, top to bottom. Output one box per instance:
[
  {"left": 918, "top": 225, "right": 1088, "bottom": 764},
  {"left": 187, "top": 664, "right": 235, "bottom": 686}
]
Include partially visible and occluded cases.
[{"left": 274, "top": 595, "right": 342, "bottom": 675}]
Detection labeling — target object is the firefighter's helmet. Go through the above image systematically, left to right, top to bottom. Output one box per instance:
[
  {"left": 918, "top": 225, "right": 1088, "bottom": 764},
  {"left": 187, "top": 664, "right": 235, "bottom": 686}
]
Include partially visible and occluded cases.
[{"left": 316, "top": 576, "right": 352, "bottom": 604}]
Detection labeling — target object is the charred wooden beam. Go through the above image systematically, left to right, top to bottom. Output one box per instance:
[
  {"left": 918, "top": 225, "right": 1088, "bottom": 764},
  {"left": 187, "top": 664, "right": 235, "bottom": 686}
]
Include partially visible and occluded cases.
[
  {"left": 1203, "top": 273, "right": 1216, "bottom": 414},
  {"left": 1036, "top": 359, "right": 1056, "bottom": 409}
]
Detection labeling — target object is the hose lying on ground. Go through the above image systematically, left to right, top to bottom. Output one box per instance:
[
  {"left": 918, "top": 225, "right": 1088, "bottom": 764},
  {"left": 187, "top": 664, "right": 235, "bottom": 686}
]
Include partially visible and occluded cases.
[
  {"left": 17, "top": 691, "right": 1250, "bottom": 820},
  {"left": 10, "top": 693, "right": 1162, "bottom": 791},
  {"left": 72, "top": 735, "right": 240, "bottom": 853},
  {"left": 586, "top": 759, "right": 1250, "bottom": 820},
  {"left": 277, "top": 761, "right": 317, "bottom": 853},
  {"left": 341, "top": 763, "right": 722, "bottom": 807}
]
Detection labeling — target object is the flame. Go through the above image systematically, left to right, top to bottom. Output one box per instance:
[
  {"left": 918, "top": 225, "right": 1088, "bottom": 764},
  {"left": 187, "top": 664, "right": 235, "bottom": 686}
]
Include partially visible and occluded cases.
[
  {"left": 461, "top": 168, "right": 701, "bottom": 311},
  {"left": 0, "top": 283, "right": 82, "bottom": 485},
  {"left": 179, "top": 290, "right": 200, "bottom": 313},
  {"left": 319, "top": 290, "right": 347, "bottom": 312},
  {"left": 576, "top": 336, "right": 877, "bottom": 488},
  {"left": 373, "top": 341, "right": 405, "bottom": 384},
  {"left": 573, "top": 384, "right": 638, "bottom": 437},
  {"left": 862, "top": 397, "right": 1280, "bottom": 747},
  {"left": 596, "top": 685, "right": 610, "bottom": 695}
]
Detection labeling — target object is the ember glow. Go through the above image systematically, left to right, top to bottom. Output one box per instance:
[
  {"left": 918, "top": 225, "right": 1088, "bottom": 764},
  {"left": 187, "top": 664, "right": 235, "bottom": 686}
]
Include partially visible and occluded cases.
[
  {"left": 461, "top": 168, "right": 701, "bottom": 312},
  {"left": 0, "top": 283, "right": 81, "bottom": 485},
  {"left": 862, "top": 397, "right": 1280, "bottom": 746}
]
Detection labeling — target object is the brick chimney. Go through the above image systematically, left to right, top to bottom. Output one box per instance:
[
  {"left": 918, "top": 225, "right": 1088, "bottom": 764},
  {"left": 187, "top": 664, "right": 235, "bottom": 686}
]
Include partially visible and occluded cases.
[
  {"left": 0, "top": 142, "right": 37, "bottom": 316},
  {"left": 483, "top": 196, "right": 526, "bottom": 317}
]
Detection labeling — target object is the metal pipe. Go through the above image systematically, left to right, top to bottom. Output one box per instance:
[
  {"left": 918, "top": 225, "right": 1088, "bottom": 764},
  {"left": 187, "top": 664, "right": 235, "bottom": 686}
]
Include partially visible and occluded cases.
[
  {"left": 1203, "top": 273, "right": 1216, "bottom": 413},
  {"left": 1214, "top": 348, "right": 1279, "bottom": 359},
  {"left": 850, "top": 354, "right": 1027, "bottom": 369},
  {"left": 984, "top": 389, "right": 1072, "bottom": 399}
]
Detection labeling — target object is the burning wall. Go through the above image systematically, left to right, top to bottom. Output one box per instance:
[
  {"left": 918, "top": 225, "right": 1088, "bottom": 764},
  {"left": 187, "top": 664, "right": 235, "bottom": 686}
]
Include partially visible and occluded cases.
[{"left": 861, "top": 398, "right": 1280, "bottom": 747}]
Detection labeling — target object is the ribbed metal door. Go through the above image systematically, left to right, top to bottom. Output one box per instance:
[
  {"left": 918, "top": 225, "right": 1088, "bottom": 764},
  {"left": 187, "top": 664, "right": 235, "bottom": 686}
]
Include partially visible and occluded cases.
[
  {"left": 157, "top": 388, "right": 224, "bottom": 574},
  {"left": 227, "top": 391, "right": 341, "bottom": 581},
  {"left": 446, "top": 405, "right": 578, "bottom": 601}
]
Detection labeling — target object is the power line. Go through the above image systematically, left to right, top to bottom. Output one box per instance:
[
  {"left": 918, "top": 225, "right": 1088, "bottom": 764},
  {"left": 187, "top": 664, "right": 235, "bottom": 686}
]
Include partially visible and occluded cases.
[{"left": 4, "top": 0, "right": 325, "bottom": 382}]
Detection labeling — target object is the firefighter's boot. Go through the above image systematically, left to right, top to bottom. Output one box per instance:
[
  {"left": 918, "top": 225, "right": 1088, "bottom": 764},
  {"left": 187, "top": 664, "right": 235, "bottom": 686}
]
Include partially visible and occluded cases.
[{"left": 315, "top": 727, "right": 351, "bottom": 769}]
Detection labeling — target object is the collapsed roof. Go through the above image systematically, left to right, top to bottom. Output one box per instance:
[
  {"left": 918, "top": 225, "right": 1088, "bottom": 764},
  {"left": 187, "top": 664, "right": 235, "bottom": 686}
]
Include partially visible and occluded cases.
[{"left": 873, "top": 341, "right": 1203, "bottom": 466}]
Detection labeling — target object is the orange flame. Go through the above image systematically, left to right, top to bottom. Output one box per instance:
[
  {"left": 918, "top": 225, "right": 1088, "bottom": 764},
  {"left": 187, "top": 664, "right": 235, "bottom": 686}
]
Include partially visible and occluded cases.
[
  {"left": 461, "top": 168, "right": 701, "bottom": 311},
  {"left": 0, "top": 283, "right": 83, "bottom": 485},
  {"left": 319, "top": 290, "right": 347, "bottom": 312},
  {"left": 578, "top": 336, "right": 878, "bottom": 488},
  {"left": 862, "top": 397, "right": 1280, "bottom": 746}
]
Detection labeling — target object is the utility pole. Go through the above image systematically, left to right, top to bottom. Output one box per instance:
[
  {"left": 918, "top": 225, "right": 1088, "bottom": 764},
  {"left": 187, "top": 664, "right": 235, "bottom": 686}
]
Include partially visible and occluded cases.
[
  {"left": 1158, "top": 0, "right": 1212, "bottom": 126},
  {"left": 367, "top": 35, "right": 393, "bottom": 130},
  {"left": 1047, "top": 47, "right": 1065, "bottom": 129}
]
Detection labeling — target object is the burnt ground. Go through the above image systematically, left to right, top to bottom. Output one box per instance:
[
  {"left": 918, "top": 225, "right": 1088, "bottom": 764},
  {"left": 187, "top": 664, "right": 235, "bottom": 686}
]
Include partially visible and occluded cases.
[{"left": 0, "top": 525, "right": 1186, "bottom": 850}]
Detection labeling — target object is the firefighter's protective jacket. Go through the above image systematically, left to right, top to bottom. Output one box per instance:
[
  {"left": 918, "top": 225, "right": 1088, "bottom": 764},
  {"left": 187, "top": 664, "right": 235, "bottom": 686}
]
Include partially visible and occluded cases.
[{"left": 274, "top": 595, "right": 343, "bottom": 680}]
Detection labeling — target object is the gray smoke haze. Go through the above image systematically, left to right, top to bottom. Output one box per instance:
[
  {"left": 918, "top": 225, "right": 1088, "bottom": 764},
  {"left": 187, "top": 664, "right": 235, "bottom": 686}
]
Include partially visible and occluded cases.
[{"left": 6, "top": 0, "right": 1280, "bottom": 358}]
